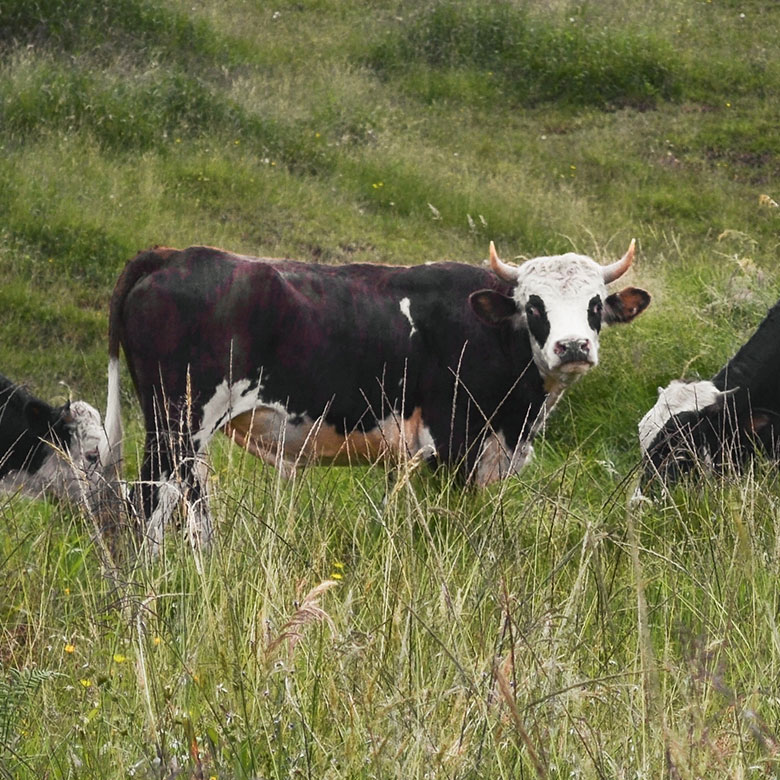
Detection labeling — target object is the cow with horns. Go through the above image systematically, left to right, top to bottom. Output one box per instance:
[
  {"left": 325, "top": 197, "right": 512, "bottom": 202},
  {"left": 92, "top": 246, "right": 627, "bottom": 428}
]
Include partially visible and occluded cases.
[
  {"left": 104, "top": 240, "right": 650, "bottom": 547},
  {"left": 639, "top": 296, "right": 780, "bottom": 482},
  {"left": 0, "top": 373, "right": 107, "bottom": 508}
]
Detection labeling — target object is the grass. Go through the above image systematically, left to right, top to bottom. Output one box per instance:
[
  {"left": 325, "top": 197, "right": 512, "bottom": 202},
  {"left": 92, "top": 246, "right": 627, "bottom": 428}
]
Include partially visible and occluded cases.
[
  {"left": 1, "top": 0, "right": 780, "bottom": 776},
  {"left": 366, "top": 2, "right": 681, "bottom": 109}
]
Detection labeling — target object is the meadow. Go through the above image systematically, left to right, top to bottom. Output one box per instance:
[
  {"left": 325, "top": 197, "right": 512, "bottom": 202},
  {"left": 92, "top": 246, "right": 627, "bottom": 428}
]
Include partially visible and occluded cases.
[{"left": 1, "top": 0, "right": 779, "bottom": 776}]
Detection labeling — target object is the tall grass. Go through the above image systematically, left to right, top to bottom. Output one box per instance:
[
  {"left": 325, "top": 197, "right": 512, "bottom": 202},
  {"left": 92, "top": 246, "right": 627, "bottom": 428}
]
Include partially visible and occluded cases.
[
  {"left": 1, "top": 0, "right": 780, "bottom": 776},
  {"left": 4, "top": 447, "right": 780, "bottom": 776}
]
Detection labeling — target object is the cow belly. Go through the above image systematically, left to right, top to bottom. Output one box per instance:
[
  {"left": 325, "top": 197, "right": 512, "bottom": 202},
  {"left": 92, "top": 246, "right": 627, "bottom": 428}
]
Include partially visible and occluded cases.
[{"left": 223, "top": 405, "right": 436, "bottom": 470}]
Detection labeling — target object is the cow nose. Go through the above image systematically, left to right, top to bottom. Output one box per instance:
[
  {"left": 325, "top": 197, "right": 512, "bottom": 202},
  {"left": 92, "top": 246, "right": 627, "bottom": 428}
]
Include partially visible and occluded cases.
[{"left": 553, "top": 339, "right": 591, "bottom": 362}]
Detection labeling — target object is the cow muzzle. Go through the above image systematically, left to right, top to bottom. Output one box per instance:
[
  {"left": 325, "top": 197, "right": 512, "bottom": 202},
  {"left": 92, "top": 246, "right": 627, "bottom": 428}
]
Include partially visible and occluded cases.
[{"left": 553, "top": 338, "right": 594, "bottom": 371}]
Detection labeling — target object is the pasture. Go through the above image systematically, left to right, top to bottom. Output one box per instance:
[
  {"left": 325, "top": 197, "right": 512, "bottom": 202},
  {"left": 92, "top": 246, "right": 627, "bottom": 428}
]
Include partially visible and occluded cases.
[{"left": 1, "top": 0, "right": 779, "bottom": 776}]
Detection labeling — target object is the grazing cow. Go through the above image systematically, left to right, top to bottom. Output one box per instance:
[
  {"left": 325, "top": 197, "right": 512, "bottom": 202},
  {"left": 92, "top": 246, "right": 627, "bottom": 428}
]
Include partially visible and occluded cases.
[
  {"left": 105, "top": 240, "right": 650, "bottom": 546},
  {"left": 639, "top": 297, "right": 780, "bottom": 482},
  {"left": 0, "top": 373, "right": 108, "bottom": 507}
]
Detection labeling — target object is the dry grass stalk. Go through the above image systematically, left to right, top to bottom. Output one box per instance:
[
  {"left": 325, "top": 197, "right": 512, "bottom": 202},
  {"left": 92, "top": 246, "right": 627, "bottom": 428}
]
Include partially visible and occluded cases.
[
  {"left": 266, "top": 579, "right": 339, "bottom": 656},
  {"left": 494, "top": 665, "right": 548, "bottom": 778}
]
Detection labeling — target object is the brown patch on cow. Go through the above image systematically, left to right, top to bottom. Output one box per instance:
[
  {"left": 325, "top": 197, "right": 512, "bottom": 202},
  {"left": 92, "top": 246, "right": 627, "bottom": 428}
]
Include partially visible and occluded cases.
[
  {"left": 149, "top": 246, "right": 179, "bottom": 260},
  {"left": 223, "top": 406, "right": 432, "bottom": 472}
]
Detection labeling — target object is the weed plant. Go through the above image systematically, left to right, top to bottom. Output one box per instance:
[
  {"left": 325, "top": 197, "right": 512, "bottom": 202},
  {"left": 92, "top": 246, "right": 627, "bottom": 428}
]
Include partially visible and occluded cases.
[{"left": 1, "top": 0, "right": 780, "bottom": 776}]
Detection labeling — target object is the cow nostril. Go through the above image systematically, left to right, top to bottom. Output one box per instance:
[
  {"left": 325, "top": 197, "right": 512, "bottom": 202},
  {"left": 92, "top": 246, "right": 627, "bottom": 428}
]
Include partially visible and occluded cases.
[{"left": 554, "top": 339, "right": 591, "bottom": 359}]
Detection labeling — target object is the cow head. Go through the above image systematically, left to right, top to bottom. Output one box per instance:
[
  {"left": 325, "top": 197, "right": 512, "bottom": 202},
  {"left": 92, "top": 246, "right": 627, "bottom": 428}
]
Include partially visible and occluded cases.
[
  {"left": 470, "top": 240, "right": 650, "bottom": 387},
  {"left": 638, "top": 379, "right": 728, "bottom": 456},
  {"left": 638, "top": 379, "right": 776, "bottom": 480},
  {"left": 25, "top": 398, "right": 109, "bottom": 506},
  {"left": 62, "top": 400, "right": 108, "bottom": 479}
]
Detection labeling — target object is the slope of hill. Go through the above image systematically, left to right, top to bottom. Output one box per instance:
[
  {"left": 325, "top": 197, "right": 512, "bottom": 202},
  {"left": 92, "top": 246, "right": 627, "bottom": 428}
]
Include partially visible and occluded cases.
[{"left": 1, "top": 1, "right": 779, "bottom": 777}]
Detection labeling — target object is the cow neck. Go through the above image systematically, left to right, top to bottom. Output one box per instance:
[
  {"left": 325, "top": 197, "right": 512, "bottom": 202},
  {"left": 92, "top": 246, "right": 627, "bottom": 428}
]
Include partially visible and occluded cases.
[{"left": 535, "top": 379, "right": 566, "bottom": 434}]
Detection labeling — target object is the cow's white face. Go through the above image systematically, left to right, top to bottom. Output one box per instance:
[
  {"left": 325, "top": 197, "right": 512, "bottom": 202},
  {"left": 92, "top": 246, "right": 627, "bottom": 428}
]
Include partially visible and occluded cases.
[
  {"left": 470, "top": 241, "right": 650, "bottom": 388},
  {"left": 513, "top": 254, "right": 610, "bottom": 383},
  {"left": 638, "top": 379, "right": 723, "bottom": 454},
  {"left": 1, "top": 400, "right": 109, "bottom": 508},
  {"left": 49, "top": 400, "right": 109, "bottom": 505},
  {"left": 67, "top": 401, "right": 108, "bottom": 475}
]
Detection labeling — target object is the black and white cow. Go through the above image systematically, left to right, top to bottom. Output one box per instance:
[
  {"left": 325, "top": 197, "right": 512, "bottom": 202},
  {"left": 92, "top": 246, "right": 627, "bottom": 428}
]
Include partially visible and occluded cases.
[
  {"left": 104, "top": 240, "right": 650, "bottom": 546},
  {"left": 639, "top": 297, "right": 780, "bottom": 482},
  {"left": 0, "top": 373, "right": 107, "bottom": 507}
]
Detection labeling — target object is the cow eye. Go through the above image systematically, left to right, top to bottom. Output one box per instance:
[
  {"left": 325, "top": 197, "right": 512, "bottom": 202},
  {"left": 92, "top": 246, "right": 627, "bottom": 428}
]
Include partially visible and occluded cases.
[
  {"left": 591, "top": 300, "right": 603, "bottom": 316},
  {"left": 526, "top": 303, "right": 540, "bottom": 319},
  {"left": 85, "top": 451, "right": 99, "bottom": 465}
]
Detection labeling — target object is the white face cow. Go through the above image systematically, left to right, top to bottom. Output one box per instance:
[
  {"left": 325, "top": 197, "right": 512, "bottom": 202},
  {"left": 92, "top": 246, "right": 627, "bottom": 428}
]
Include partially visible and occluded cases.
[
  {"left": 473, "top": 240, "right": 650, "bottom": 390},
  {"left": 637, "top": 379, "right": 729, "bottom": 455},
  {"left": 6, "top": 399, "right": 110, "bottom": 508},
  {"left": 60, "top": 400, "right": 110, "bottom": 500}
]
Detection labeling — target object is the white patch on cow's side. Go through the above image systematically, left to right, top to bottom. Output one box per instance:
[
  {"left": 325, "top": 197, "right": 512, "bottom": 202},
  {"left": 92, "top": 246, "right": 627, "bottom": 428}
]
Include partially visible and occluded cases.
[
  {"left": 399, "top": 297, "right": 417, "bottom": 338},
  {"left": 193, "top": 377, "right": 264, "bottom": 451},
  {"left": 638, "top": 379, "right": 722, "bottom": 454}
]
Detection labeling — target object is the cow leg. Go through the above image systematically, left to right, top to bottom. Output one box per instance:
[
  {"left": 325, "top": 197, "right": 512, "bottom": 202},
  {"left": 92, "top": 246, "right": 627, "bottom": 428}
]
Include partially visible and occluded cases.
[
  {"left": 138, "top": 423, "right": 214, "bottom": 552},
  {"left": 137, "top": 428, "right": 178, "bottom": 550},
  {"left": 185, "top": 454, "right": 213, "bottom": 548}
]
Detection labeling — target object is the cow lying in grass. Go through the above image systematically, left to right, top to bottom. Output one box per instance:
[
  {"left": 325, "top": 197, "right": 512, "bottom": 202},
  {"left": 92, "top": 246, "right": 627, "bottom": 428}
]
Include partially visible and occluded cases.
[
  {"left": 105, "top": 239, "right": 650, "bottom": 548},
  {"left": 639, "top": 297, "right": 780, "bottom": 482},
  {"left": 0, "top": 373, "right": 108, "bottom": 508}
]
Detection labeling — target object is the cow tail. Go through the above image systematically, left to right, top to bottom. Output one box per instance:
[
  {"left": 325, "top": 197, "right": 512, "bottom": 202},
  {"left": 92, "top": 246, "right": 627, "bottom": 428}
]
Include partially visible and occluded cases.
[{"left": 103, "top": 247, "right": 178, "bottom": 480}]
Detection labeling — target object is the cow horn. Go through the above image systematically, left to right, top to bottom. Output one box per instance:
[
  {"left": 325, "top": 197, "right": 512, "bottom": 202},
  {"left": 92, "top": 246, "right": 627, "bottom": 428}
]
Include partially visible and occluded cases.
[
  {"left": 602, "top": 239, "right": 635, "bottom": 284},
  {"left": 489, "top": 241, "right": 520, "bottom": 283},
  {"left": 717, "top": 386, "right": 740, "bottom": 398}
]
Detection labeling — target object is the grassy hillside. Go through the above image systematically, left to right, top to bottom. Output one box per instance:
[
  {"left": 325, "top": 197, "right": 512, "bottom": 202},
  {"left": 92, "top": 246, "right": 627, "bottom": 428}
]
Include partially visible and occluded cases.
[{"left": 1, "top": 0, "right": 779, "bottom": 777}]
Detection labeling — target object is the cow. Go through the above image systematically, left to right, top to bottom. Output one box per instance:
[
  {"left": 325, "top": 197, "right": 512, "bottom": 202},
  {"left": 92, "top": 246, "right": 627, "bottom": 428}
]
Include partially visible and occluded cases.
[
  {"left": 104, "top": 240, "right": 650, "bottom": 548},
  {"left": 639, "top": 296, "right": 780, "bottom": 482},
  {"left": 0, "top": 373, "right": 108, "bottom": 508}
]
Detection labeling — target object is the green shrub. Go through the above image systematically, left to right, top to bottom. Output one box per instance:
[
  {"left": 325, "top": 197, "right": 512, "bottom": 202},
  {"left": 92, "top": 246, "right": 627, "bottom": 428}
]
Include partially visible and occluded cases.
[
  {"left": 0, "top": 0, "right": 237, "bottom": 66},
  {"left": 367, "top": 1, "right": 680, "bottom": 108},
  {"left": 0, "top": 54, "right": 338, "bottom": 178}
]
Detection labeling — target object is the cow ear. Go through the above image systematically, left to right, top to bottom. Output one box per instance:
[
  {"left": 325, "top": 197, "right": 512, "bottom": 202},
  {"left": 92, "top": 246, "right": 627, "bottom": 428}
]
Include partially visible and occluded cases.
[
  {"left": 603, "top": 287, "right": 651, "bottom": 325},
  {"left": 469, "top": 290, "right": 518, "bottom": 326},
  {"left": 706, "top": 386, "right": 739, "bottom": 414},
  {"left": 25, "top": 400, "right": 57, "bottom": 433},
  {"left": 60, "top": 400, "right": 75, "bottom": 425},
  {"left": 749, "top": 413, "right": 772, "bottom": 433}
]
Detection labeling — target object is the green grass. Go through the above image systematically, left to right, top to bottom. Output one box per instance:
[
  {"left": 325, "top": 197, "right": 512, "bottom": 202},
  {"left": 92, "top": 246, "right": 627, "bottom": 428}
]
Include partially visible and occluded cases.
[
  {"left": 2, "top": 0, "right": 780, "bottom": 776},
  {"left": 366, "top": 2, "right": 681, "bottom": 109}
]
